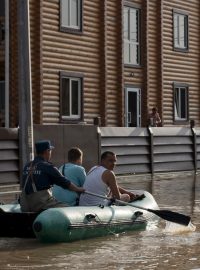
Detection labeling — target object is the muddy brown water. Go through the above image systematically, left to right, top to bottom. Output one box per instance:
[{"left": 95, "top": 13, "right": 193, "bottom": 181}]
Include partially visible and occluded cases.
[{"left": 0, "top": 172, "right": 199, "bottom": 270}]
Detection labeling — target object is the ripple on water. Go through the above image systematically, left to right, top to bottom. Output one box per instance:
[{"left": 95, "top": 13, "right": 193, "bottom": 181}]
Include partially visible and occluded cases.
[{"left": 1, "top": 174, "right": 200, "bottom": 270}]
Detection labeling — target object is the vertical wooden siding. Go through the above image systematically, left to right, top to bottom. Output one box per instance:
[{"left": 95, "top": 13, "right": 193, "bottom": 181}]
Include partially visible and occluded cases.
[{"left": 162, "top": 0, "right": 200, "bottom": 126}]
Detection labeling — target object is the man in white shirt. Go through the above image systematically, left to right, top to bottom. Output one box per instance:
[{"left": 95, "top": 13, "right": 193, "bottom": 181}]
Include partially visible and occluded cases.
[{"left": 79, "top": 151, "right": 138, "bottom": 206}]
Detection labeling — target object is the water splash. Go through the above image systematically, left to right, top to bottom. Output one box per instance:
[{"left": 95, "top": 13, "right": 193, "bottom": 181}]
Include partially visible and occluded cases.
[{"left": 164, "top": 221, "right": 196, "bottom": 234}]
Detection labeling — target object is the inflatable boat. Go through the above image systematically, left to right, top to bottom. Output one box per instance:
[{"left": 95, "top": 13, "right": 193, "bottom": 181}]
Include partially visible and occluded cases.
[{"left": 0, "top": 191, "right": 159, "bottom": 242}]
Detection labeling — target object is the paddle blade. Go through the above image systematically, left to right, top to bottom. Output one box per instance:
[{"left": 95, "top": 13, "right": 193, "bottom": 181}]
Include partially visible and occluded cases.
[{"left": 148, "top": 209, "right": 191, "bottom": 226}]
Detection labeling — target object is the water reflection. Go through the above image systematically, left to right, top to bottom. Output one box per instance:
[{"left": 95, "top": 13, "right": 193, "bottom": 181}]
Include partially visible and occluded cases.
[{"left": 0, "top": 173, "right": 200, "bottom": 270}]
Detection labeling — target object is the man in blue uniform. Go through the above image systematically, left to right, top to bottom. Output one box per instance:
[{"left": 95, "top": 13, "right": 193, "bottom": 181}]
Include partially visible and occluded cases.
[{"left": 20, "top": 140, "right": 85, "bottom": 212}]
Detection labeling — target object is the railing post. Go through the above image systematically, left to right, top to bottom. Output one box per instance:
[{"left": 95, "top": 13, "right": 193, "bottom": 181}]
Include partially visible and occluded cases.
[
  {"left": 93, "top": 117, "right": 101, "bottom": 127},
  {"left": 148, "top": 126, "right": 154, "bottom": 176},
  {"left": 97, "top": 127, "right": 102, "bottom": 164}
]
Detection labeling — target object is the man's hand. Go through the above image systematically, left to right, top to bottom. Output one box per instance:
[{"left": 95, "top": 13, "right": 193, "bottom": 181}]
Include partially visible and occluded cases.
[
  {"left": 77, "top": 187, "right": 85, "bottom": 193},
  {"left": 129, "top": 193, "right": 146, "bottom": 202}
]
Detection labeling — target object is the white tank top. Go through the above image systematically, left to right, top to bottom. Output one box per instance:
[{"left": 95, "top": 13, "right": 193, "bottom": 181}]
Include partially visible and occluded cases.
[{"left": 79, "top": 166, "right": 109, "bottom": 206}]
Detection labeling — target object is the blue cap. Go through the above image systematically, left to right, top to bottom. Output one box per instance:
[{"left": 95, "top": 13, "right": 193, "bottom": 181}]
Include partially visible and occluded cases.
[{"left": 35, "top": 140, "right": 54, "bottom": 154}]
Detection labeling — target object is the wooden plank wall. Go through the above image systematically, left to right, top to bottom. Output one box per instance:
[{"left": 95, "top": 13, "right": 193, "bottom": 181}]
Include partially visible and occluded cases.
[
  {"left": 7, "top": 0, "right": 200, "bottom": 127},
  {"left": 29, "top": 0, "right": 42, "bottom": 124},
  {"left": 41, "top": 0, "right": 102, "bottom": 124},
  {"left": 106, "top": 0, "right": 122, "bottom": 126},
  {"left": 162, "top": 0, "right": 200, "bottom": 126}
]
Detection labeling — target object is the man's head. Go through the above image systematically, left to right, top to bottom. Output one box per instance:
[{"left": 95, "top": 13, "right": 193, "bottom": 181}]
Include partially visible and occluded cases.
[
  {"left": 152, "top": 107, "right": 157, "bottom": 113},
  {"left": 35, "top": 140, "right": 54, "bottom": 161},
  {"left": 68, "top": 147, "right": 83, "bottom": 165},
  {"left": 101, "top": 151, "right": 117, "bottom": 171}
]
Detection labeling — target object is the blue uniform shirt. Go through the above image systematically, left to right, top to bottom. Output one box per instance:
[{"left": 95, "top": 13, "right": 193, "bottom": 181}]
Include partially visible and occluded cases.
[
  {"left": 22, "top": 156, "right": 71, "bottom": 195},
  {"left": 52, "top": 163, "right": 86, "bottom": 206}
]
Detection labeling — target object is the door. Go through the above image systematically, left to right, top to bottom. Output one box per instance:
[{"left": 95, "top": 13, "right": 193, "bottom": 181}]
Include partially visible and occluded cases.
[{"left": 125, "top": 87, "right": 141, "bottom": 127}]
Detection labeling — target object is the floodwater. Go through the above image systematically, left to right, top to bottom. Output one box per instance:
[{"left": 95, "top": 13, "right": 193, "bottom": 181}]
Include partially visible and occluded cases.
[{"left": 0, "top": 172, "right": 200, "bottom": 270}]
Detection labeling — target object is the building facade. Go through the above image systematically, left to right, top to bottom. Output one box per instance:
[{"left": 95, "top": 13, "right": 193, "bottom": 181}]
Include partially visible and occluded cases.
[{"left": 0, "top": 0, "right": 200, "bottom": 128}]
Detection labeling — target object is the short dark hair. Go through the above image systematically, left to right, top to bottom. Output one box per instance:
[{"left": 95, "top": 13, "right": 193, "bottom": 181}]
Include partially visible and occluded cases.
[
  {"left": 68, "top": 147, "right": 82, "bottom": 162},
  {"left": 101, "top": 151, "right": 115, "bottom": 161}
]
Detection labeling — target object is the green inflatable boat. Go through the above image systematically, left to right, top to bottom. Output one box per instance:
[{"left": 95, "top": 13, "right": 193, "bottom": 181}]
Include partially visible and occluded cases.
[{"left": 33, "top": 191, "right": 159, "bottom": 243}]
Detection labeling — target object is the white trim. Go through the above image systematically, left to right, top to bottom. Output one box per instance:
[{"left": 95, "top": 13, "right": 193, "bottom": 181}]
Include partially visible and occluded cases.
[
  {"left": 61, "top": 0, "right": 80, "bottom": 30},
  {"left": 124, "top": 6, "right": 140, "bottom": 65},
  {"left": 174, "top": 13, "right": 188, "bottom": 49},
  {"left": 61, "top": 77, "right": 81, "bottom": 119},
  {"left": 174, "top": 87, "right": 187, "bottom": 121}
]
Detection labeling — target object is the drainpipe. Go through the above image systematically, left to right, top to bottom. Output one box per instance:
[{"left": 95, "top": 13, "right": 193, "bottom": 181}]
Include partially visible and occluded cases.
[
  {"left": 5, "top": 0, "right": 9, "bottom": 127},
  {"left": 18, "top": 0, "right": 34, "bottom": 178},
  {"left": 190, "top": 120, "right": 197, "bottom": 173}
]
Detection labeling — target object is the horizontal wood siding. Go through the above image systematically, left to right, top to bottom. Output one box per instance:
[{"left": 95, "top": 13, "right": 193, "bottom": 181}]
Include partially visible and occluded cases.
[
  {"left": 6, "top": 0, "right": 200, "bottom": 127},
  {"left": 29, "top": 0, "right": 42, "bottom": 124},
  {"left": 41, "top": 0, "right": 101, "bottom": 124},
  {"left": 147, "top": 0, "right": 159, "bottom": 110},
  {"left": 162, "top": 0, "right": 200, "bottom": 126},
  {"left": 106, "top": 1, "right": 120, "bottom": 126}
]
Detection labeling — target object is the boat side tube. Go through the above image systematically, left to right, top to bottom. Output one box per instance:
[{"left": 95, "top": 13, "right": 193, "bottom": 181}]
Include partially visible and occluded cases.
[{"left": 33, "top": 205, "right": 147, "bottom": 243}]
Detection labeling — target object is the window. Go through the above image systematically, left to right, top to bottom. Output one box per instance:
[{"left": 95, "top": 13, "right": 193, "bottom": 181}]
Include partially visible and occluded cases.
[
  {"left": 60, "top": 0, "right": 82, "bottom": 33},
  {"left": 124, "top": 6, "right": 140, "bottom": 65},
  {"left": 173, "top": 11, "right": 188, "bottom": 50},
  {"left": 60, "top": 73, "right": 83, "bottom": 121},
  {"left": 174, "top": 85, "right": 188, "bottom": 121}
]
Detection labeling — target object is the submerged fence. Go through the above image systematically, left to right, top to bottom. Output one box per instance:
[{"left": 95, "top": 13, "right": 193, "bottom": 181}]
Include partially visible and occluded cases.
[
  {"left": 1, "top": 126, "right": 200, "bottom": 186},
  {"left": 100, "top": 127, "right": 200, "bottom": 175},
  {"left": 0, "top": 128, "right": 19, "bottom": 184}
]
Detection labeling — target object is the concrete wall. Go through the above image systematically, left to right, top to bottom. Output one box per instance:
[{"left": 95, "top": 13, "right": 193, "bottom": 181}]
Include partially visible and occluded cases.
[{"left": 34, "top": 124, "right": 100, "bottom": 172}]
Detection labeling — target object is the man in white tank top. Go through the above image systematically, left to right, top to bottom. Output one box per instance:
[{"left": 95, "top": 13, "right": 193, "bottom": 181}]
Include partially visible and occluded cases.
[{"left": 79, "top": 151, "right": 138, "bottom": 206}]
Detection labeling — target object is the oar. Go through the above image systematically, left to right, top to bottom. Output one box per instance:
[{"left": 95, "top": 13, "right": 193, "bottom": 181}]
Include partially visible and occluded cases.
[{"left": 84, "top": 191, "right": 191, "bottom": 226}]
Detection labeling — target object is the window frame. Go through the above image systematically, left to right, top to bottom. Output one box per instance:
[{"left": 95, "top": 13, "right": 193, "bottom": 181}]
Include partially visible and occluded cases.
[
  {"left": 60, "top": 0, "right": 83, "bottom": 34},
  {"left": 123, "top": 3, "right": 141, "bottom": 67},
  {"left": 173, "top": 9, "right": 189, "bottom": 52},
  {"left": 60, "top": 72, "right": 84, "bottom": 123},
  {"left": 173, "top": 83, "right": 189, "bottom": 124},
  {"left": 124, "top": 85, "right": 141, "bottom": 127}
]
